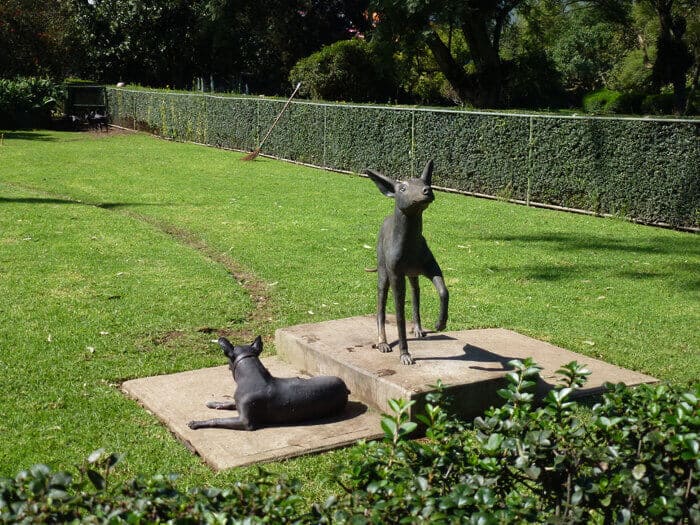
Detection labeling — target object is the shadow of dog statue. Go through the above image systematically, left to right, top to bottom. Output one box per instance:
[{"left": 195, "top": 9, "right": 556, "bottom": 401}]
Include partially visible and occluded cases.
[
  {"left": 365, "top": 160, "right": 449, "bottom": 365},
  {"left": 188, "top": 336, "right": 349, "bottom": 431}
]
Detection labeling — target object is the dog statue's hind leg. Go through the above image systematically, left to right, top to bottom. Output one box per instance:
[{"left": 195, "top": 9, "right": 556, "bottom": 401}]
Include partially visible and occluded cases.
[
  {"left": 408, "top": 275, "right": 427, "bottom": 338},
  {"left": 205, "top": 400, "right": 236, "bottom": 410},
  {"left": 187, "top": 415, "right": 254, "bottom": 430}
]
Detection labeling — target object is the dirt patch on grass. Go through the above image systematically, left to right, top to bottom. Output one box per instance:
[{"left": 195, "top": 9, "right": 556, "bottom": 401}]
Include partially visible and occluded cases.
[
  {"left": 90, "top": 126, "right": 134, "bottom": 138},
  {"left": 123, "top": 212, "right": 275, "bottom": 337},
  {"left": 139, "top": 325, "right": 260, "bottom": 357},
  {"left": 197, "top": 325, "right": 256, "bottom": 339},
  {"left": 153, "top": 330, "right": 186, "bottom": 346}
]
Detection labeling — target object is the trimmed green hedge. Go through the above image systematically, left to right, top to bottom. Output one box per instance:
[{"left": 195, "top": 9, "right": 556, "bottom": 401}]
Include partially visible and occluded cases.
[{"left": 106, "top": 88, "right": 700, "bottom": 229}]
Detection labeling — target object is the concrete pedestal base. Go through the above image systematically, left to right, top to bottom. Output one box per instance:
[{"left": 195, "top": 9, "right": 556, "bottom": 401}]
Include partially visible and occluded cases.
[
  {"left": 276, "top": 315, "right": 657, "bottom": 419},
  {"left": 122, "top": 316, "right": 656, "bottom": 470}
]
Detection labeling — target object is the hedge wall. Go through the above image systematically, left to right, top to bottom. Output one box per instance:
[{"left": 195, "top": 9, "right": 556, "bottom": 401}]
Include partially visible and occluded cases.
[{"left": 106, "top": 88, "right": 700, "bottom": 229}]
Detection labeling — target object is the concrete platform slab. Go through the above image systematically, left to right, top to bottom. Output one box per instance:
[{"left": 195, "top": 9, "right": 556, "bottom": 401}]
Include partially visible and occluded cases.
[
  {"left": 276, "top": 316, "right": 657, "bottom": 419},
  {"left": 122, "top": 357, "right": 383, "bottom": 470}
]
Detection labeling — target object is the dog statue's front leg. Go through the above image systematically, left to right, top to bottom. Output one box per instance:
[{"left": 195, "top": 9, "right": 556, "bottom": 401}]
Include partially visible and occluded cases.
[
  {"left": 376, "top": 269, "right": 392, "bottom": 353},
  {"left": 391, "top": 276, "right": 414, "bottom": 365},
  {"left": 187, "top": 416, "right": 254, "bottom": 431}
]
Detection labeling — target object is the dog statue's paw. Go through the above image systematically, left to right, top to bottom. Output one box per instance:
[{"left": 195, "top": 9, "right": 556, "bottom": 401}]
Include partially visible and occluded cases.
[
  {"left": 413, "top": 326, "right": 427, "bottom": 338},
  {"left": 376, "top": 342, "right": 392, "bottom": 353},
  {"left": 399, "top": 352, "right": 415, "bottom": 365},
  {"left": 187, "top": 420, "right": 202, "bottom": 430}
]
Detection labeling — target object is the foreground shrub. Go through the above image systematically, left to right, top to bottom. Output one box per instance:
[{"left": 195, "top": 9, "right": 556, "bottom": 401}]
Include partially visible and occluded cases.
[
  {"left": 0, "top": 77, "right": 65, "bottom": 129},
  {"left": 641, "top": 93, "right": 677, "bottom": 115},
  {"left": 326, "top": 363, "right": 699, "bottom": 524},
  {"left": 2, "top": 365, "right": 697, "bottom": 523},
  {"left": 0, "top": 451, "right": 306, "bottom": 523}
]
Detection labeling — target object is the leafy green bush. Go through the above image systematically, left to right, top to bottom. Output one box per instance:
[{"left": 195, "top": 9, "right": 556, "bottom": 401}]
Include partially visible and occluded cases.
[
  {"left": 289, "top": 39, "right": 397, "bottom": 103},
  {"left": 0, "top": 77, "right": 65, "bottom": 129},
  {"left": 582, "top": 88, "right": 647, "bottom": 115},
  {"left": 583, "top": 88, "right": 624, "bottom": 114},
  {"left": 3, "top": 365, "right": 697, "bottom": 524},
  {"left": 0, "top": 450, "right": 307, "bottom": 523}
]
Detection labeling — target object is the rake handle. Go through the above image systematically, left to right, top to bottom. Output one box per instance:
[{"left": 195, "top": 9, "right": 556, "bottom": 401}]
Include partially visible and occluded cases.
[{"left": 256, "top": 82, "right": 302, "bottom": 150}]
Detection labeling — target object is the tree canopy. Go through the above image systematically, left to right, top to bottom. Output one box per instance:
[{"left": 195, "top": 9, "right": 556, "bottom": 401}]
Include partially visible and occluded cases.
[{"left": 1, "top": 0, "right": 697, "bottom": 113}]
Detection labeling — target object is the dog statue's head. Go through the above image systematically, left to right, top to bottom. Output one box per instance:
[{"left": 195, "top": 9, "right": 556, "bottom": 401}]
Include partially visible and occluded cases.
[
  {"left": 365, "top": 159, "right": 435, "bottom": 216},
  {"left": 218, "top": 336, "right": 263, "bottom": 376}
]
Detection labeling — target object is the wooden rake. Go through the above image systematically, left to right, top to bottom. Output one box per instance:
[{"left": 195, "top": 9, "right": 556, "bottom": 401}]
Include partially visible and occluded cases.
[{"left": 241, "top": 82, "right": 302, "bottom": 161}]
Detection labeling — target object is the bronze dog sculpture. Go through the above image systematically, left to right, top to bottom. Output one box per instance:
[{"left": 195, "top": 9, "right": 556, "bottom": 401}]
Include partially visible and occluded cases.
[
  {"left": 365, "top": 160, "right": 449, "bottom": 365},
  {"left": 188, "top": 336, "right": 349, "bottom": 430}
]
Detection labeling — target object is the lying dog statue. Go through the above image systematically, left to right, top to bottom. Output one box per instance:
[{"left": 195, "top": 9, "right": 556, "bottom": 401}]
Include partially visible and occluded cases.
[{"left": 188, "top": 336, "right": 349, "bottom": 431}]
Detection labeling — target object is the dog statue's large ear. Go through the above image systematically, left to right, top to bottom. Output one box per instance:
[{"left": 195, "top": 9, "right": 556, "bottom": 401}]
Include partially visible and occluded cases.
[
  {"left": 420, "top": 159, "right": 434, "bottom": 185},
  {"left": 365, "top": 169, "right": 396, "bottom": 198},
  {"left": 251, "top": 335, "right": 263, "bottom": 355},
  {"left": 218, "top": 337, "right": 235, "bottom": 358}
]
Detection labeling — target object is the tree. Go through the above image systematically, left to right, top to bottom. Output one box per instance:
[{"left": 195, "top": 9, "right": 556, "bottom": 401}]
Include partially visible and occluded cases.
[
  {"left": 0, "top": 0, "right": 78, "bottom": 78},
  {"left": 68, "top": 0, "right": 203, "bottom": 87},
  {"left": 200, "top": 0, "right": 370, "bottom": 94},
  {"left": 369, "top": 0, "right": 528, "bottom": 108},
  {"left": 582, "top": 0, "right": 697, "bottom": 112},
  {"left": 649, "top": 0, "right": 694, "bottom": 112},
  {"left": 550, "top": 8, "right": 629, "bottom": 96},
  {"left": 289, "top": 39, "right": 398, "bottom": 102}
]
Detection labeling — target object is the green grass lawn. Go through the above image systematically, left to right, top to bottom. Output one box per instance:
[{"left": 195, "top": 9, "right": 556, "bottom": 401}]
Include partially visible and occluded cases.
[{"left": 0, "top": 129, "right": 698, "bottom": 496}]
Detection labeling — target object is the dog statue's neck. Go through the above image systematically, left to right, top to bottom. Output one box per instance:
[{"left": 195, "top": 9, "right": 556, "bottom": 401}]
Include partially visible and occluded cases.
[{"left": 232, "top": 355, "right": 273, "bottom": 385}]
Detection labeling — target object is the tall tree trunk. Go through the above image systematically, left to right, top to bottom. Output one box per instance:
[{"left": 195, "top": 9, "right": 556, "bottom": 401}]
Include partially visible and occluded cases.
[
  {"left": 651, "top": 0, "right": 692, "bottom": 113},
  {"left": 461, "top": 14, "right": 503, "bottom": 108},
  {"left": 425, "top": 30, "right": 474, "bottom": 103}
]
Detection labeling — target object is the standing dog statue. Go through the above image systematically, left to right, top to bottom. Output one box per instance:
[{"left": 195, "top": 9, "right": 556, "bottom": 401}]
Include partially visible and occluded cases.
[
  {"left": 365, "top": 160, "right": 449, "bottom": 365},
  {"left": 188, "top": 336, "right": 349, "bottom": 431}
]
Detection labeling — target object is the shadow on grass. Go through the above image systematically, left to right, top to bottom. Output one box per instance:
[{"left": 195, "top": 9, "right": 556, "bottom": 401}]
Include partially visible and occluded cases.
[
  {"left": 1, "top": 131, "right": 58, "bottom": 141},
  {"left": 0, "top": 196, "right": 83, "bottom": 205},
  {"left": 0, "top": 197, "right": 169, "bottom": 209},
  {"left": 481, "top": 231, "right": 700, "bottom": 293},
  {"left": 482, "top": 232, "right": 699, "bottom": 257}
]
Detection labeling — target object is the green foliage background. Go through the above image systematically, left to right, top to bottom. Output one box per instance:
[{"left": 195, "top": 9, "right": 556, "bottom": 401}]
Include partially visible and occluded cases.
[
  {"left": 0, "top": 78, "right": 66, "bottom": 129},
  {"left": 107, "top": 88, "right": 699, "bottom": 229}
]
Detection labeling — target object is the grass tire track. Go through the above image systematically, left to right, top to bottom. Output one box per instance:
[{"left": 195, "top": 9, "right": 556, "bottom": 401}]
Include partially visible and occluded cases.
[{"left": 2, "top": 180, "right": 275, "bottom": 340}]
